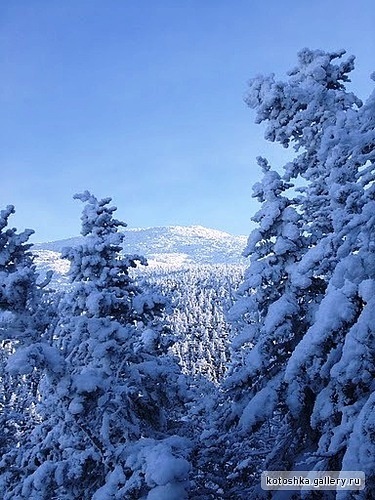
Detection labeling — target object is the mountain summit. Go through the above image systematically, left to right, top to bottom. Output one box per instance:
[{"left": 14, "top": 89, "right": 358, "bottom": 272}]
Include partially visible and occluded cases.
[{"left": 33, "top": 225, "right": 247, "bottom": 285}]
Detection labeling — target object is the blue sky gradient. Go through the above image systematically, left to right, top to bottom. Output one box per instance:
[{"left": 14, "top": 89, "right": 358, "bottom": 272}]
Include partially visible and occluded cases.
[{"left": 1, "top": 0, "right": 374, "bottom": 241}]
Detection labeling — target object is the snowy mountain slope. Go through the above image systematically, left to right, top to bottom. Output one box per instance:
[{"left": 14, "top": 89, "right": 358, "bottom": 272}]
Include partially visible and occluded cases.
[{"left": 33, "top": 225, "right": 247, "bottom": 286}]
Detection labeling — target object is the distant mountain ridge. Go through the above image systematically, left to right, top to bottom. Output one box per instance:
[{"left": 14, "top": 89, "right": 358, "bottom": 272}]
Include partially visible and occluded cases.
[{"left": 33, "top": 225, "right": 248, "bottom": 286}]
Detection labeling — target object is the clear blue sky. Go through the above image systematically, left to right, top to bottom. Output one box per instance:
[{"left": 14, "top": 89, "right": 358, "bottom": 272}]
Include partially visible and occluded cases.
[{"left": 1, "top": 0, "right": 374, "bottom": 241}]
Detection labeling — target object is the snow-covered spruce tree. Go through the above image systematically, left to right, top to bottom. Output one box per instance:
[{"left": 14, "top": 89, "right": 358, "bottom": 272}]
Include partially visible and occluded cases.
[
  {"left": 216, "top": 49, "right": 373, "bottom": 496},
  {"left": 284, "top": 79, "right": 375, "bottom": 497},
  {"left": 195, "top": 157, "right": 306, "bottom": 497},
  {"left": 1, "top": 192, "right": 191, "bottom": 500},
  {"left": 0, "top": 206, "right": 54, "bottom": 461}
]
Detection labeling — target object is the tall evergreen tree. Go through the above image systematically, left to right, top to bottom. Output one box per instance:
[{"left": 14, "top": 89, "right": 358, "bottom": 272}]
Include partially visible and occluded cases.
[
  {"left": 220, "top": 49, "right": 374, "bottom": 497},
  {"left": 284, "top": 79, "right": 375, "bottom": 496},
  {"left": 195, "top": 157, "right": 305, "bottom": 497},
  {"left": 0, "top": 193, "right": 191, "bottom": 499},
  {"left": 0, "top": 206, "right": 53, "bottom": 461}
]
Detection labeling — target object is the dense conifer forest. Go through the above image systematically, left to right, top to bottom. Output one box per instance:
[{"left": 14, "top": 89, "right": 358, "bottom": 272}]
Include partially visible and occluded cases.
[{"left": 1, "top": 49, "right": 374, "bottom": 498}]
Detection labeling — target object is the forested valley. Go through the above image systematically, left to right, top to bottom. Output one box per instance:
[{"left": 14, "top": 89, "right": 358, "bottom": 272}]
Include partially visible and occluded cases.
[{"left": 1, "top": 49, "right": 374, "bottom": 499}]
